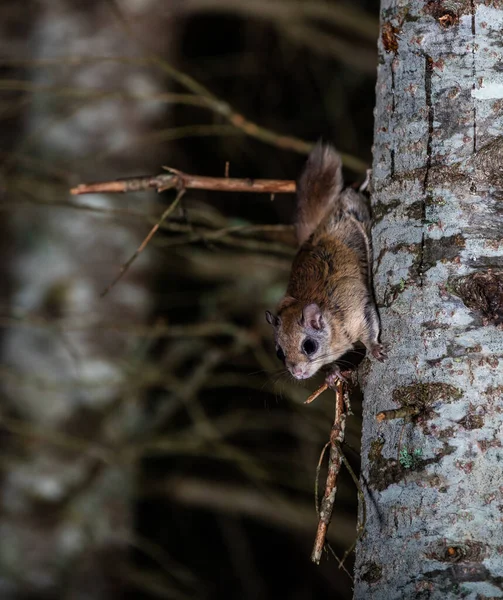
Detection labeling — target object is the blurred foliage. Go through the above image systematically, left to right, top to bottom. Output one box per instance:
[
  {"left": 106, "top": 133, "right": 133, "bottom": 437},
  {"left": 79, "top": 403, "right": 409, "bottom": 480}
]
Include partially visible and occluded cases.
[{"left": 0, "top": 0, "right": 379, "bottom": 598}]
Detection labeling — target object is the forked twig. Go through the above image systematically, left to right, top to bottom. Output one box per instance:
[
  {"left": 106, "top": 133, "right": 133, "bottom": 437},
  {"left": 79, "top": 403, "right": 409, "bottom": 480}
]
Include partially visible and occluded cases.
[
  {"left": 71, "top": 168, "right": 296, "bottom": 197},
  {"left": 100, "top": 187, "right": 185, "bottom": 297},
  {"left": 310, "top": 380, "right": 365, "bottom": 567},
  {"left": 311, "top": 381, "right": 346, "bottom": 564},
  {"left": 313, "top": 439, "right": 354, "bottom": 580},
  {"left": 334, "top": 441, "right": 366, "bottom": 567}
]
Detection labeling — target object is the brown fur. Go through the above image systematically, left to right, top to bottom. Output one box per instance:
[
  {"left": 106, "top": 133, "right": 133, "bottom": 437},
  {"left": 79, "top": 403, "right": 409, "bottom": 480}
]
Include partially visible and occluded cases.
[
  {"left": 266, "top": 142, "right": 385, "bottom": 382},
  {"left": 295, "top": 142, "right": 343, "bottom": 246}
]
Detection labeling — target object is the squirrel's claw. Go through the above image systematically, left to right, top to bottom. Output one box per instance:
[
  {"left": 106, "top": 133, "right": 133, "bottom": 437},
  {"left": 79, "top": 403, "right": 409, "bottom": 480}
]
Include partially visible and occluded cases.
[{"left": 370, "top": 343, "right": 388, "bottom": 362}]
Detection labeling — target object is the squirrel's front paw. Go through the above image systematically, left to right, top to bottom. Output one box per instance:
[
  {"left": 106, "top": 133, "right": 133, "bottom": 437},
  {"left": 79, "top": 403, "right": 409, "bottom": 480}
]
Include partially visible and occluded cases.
[
  {"left": 370, "top": 343, "right": 388, "bottom": 362},
  {"left": 325, "top": 366, "right": 352, "bottom": 388}
]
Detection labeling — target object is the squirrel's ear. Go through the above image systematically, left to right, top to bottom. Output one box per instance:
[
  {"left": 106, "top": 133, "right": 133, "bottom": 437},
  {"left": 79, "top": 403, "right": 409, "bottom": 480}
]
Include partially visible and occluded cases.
[
  {"left": 278, "top": 295, "right": 296, "bottom": 311},
  {"left": 302, "top": 303, "right": 323, "bottom": 330},
  {"left": 265, "top": 310, "right": 277, "bottom": 327}
]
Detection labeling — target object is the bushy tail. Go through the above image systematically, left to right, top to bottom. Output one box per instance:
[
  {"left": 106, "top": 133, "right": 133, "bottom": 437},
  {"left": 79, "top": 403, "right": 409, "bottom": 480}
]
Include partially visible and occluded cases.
[{"left": 295, "top": 141, "right": 343, "bottom": 246}]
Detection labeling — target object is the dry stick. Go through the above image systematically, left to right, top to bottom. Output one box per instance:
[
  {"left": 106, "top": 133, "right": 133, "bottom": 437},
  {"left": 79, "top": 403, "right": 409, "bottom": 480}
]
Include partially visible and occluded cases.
[
  {"left": 0, "top": 72, "right": 369, "bottom": 170},
  {"left": 71, "top": 168, "right": 296, "bottom": 196},
  {"left": 100, "top": 187, "right": 185, "bottom": 297},
  {"left": 311, "top": 381, "right": 346, "bottom": 564},
  {"left": 304, "top": 382, "right": 329, "bottom": 405},
  {"left": 376, "top": 406, "right": 420, "bottom": 422},
  {"left": 335, "top": 441, "right": 366, "bottom": 567},
  {"left": 314, "top": 442, "right": 330, "bottom": 514},
  {"left": 314, "top": 443, "right": 354, "bottom": 580},
  {"left": 326, "top": 544, "right": 354, "bottom": 581}
]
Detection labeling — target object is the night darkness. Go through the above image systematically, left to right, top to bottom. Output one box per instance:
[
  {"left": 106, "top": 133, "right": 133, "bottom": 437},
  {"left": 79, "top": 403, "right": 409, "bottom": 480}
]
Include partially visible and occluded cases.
[{"left": 0, "top": 1, "right": 379, "bottom": 599}]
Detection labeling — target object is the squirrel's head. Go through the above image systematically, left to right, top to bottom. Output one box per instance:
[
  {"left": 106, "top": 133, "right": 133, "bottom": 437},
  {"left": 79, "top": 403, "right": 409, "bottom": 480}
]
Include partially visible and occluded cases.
[{"left": 265, "top": 297, "right": 344, "bottom": 380}]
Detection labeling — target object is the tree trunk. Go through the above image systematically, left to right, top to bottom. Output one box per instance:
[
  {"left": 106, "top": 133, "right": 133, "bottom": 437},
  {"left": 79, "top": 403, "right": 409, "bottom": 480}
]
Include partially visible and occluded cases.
[{"left": 355, "top": 0, "right": 503, "bottom": 598}]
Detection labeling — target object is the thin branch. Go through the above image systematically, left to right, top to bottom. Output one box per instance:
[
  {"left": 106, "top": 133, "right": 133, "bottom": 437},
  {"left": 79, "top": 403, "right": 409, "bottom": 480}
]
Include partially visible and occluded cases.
[
  {"left": 108, "top": 0, "right": 367, "bottom": 167},
  {"left": 110, "top": 0, "right": 367, "bottom": 171},
  {"left": 0, "top": 54, "right": 368, "bottom": 171},
  {"left": 71, "top": 168, "right": 296, "bottom": 196},
  {"left": 100, "top": 188, "right": 185, "bottom": 297},
  {"left": 311, "top": 381, "right": 346, "bottom": 564},
  {"left": 305, "top": 382, "right": 329, "bottom": 405},
  {"left": 312, "top": 383, "right": 364, "bottom": 569},
  {"left": 376, "top": 407, "right": 420, "bottom": 422},
  {"left": 335, "top": 441, "right": 366, "bottom": 567},
  {"left": 314, "top": 442, "right": 330, "bottom": 516},
  {"left": 326, "top": 543, "right": 354, "bottom": 581}
]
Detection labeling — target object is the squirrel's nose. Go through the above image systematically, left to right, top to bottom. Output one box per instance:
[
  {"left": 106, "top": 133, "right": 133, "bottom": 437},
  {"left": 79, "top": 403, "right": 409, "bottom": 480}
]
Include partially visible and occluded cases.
[{"left": 291, "top": 365, "right": 307, "bottom": 379}]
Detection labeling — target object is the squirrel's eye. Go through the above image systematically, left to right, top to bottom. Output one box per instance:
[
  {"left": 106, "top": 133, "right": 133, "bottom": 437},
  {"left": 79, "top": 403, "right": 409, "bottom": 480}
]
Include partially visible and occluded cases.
[
  {"left": 302, "top": 338, "right": 318, "bottom": 356},
  {"left": 276, "top": 346, "right": 286, "bottom": 363}
]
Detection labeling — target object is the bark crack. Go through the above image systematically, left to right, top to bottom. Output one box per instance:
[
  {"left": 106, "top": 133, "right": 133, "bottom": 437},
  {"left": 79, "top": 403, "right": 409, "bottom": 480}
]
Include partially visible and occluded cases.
[
  {"left": 471, "top": 0, "right": 477, "bottom": 154},
  {"left": 419, "top": 55, "right": 434, "bottom": 284},
  {"left": 423, "top": 55, "right": 434, "bottom": 193},
  {"left": 391, "top": 61, "right": 396, "bottom": 114},
  {"left": 390, "top": 62, "right": 396, "bottom": 178}
]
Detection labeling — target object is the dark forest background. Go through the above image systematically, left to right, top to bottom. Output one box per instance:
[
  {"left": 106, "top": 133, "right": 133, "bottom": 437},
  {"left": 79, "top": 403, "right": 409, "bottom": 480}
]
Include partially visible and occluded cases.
[{"left": 0, "top": 1, "right": 379, "bottom": 598}]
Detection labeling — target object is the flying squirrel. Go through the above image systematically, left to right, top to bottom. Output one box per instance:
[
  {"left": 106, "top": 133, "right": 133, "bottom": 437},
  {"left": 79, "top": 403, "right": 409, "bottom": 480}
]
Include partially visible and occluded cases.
[{"left": 265, "top": 141, "right": 386, "bottom": 386}]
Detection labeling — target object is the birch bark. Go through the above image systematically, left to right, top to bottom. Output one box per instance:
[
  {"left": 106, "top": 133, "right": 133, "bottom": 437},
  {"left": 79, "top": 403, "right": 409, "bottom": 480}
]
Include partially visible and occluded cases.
[{"left": 355, "top": 0, "right": 503, "bottom": 598}]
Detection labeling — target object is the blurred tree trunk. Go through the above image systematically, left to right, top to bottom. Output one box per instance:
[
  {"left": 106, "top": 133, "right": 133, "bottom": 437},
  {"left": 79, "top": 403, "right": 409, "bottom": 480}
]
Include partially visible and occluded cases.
[
  {"left": 355, "top": 0, "right": 503, "bottom": 598},
  {"left": 0, "top": 1, "right": 172, "bottom": 598}
]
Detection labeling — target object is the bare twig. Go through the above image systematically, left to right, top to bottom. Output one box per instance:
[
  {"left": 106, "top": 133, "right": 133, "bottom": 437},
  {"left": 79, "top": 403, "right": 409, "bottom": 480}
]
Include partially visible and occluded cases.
[
  {"left": 0, "top": 56, "right": 368, "bottom": 171},
  {"left": 71, "top": 168, "right": 296, "bottom": 196},
  {"left": 100, "top": 187, "right": 185, "bottom": 297},
  {"left": 311, "top": 381, "right": 346, "bottom": 564},
  {"left": 304, "top": 382, "right": 329, "bottom": 405},
  {"left": 311, "top": 382, "right": 364, "bottom": 567},
  {"left": 376, "top": 407, "right": 421, "bottom": 422},
  {"left": 335, "top": 441, "right": 366, "bottom": 567},
  {"left": 314, "top": 442, "right": 330, "bottom": 515},
  {"left": 326, "top": 544, "right": 354, "bottom": 581}
]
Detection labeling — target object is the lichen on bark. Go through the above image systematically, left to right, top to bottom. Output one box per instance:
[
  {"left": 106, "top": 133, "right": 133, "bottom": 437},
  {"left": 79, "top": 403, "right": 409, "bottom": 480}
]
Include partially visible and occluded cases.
[{"left": 355, "top": 0, "right": 503, "bottom": 598}]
